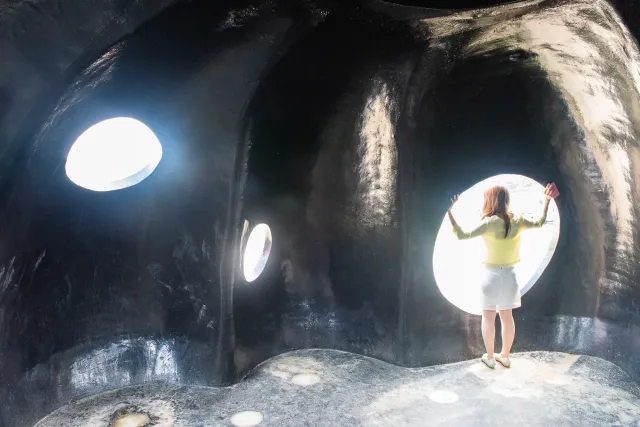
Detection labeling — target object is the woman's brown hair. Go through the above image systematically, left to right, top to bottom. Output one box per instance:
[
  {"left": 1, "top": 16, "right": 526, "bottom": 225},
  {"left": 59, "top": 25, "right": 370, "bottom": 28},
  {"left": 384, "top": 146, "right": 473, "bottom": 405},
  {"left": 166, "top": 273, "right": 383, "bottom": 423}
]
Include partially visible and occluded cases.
[{"left": 482, "top": 185, "right": 512, "bottom": 238}]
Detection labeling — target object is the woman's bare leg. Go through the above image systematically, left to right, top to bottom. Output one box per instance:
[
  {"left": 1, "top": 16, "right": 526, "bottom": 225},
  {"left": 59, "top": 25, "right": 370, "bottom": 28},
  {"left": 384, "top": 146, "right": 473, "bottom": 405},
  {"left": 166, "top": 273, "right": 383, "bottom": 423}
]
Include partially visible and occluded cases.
[
  {"left": 498, "top": 309, "right": 515, "bottom": 357},
  {"left": 481, "top": 310, "right": 497, "bottom": 358}
]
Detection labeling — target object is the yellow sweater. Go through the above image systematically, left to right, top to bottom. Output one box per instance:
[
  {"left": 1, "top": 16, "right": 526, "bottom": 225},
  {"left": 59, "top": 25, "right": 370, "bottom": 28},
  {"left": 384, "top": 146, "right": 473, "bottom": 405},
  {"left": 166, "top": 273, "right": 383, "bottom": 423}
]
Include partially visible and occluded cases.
[{"left": 452, "top": 213, "right": 548, "bottom": 266}]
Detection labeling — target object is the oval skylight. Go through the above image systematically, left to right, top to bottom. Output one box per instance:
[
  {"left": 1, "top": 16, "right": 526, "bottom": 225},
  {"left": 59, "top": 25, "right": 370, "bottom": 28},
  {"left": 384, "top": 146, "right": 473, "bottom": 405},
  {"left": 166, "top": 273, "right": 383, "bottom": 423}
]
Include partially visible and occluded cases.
[
  {"left": 65, "top": 117, "right": 162, "bottom": 191},
  {"left": 432, "top": 174, "right": 560, "bottom": 315},
  {"left": 243, "top": 224, "right": 272, "bottom": 282}
]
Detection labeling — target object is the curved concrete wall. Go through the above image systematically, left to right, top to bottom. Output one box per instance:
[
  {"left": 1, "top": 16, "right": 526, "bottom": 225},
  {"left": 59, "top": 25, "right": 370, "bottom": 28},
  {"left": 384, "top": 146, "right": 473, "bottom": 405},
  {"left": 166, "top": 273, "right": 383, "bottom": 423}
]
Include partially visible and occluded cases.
[{"left": 1, "top": 0, "right": 640, "bottom": 425}]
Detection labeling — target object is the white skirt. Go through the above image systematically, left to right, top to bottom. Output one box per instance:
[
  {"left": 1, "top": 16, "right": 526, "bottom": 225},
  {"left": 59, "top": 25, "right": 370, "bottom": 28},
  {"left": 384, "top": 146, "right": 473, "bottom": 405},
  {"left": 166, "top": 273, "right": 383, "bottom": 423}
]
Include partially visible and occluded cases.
[{"left": 480, "top": 265, "right": 521, "bottom": 310}]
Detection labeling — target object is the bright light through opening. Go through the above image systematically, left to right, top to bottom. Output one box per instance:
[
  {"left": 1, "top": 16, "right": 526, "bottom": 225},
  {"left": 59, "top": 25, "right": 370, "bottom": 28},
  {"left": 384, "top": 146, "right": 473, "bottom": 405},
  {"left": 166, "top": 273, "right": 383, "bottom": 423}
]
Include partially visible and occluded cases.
[
  {"left": 65, "top": 117, "right": 163, "bottom": 191},
  {"left": 433, "top": 174, "right": 560, "bottom": 315},
  {"left": 243, "top": 224, "right": 272, "bottom": 282}
]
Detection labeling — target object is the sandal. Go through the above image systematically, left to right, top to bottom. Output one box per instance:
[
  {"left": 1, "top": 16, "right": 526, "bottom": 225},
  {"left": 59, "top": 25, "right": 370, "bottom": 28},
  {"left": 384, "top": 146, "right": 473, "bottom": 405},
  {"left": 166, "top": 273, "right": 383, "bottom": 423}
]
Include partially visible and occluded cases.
[
  {"left": 481, "top": 354, "right": 496, "bottom": 369},
  {"left": 494, "top": 354, "right": 511, "bottom": 368}
]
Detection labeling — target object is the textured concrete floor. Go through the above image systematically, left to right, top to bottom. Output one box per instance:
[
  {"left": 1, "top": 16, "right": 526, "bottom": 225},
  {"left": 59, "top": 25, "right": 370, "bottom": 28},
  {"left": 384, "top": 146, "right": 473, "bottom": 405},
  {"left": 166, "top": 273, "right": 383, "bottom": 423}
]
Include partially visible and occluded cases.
[{"left": 36, "top": 350, "right": 640, "bottom": 426}]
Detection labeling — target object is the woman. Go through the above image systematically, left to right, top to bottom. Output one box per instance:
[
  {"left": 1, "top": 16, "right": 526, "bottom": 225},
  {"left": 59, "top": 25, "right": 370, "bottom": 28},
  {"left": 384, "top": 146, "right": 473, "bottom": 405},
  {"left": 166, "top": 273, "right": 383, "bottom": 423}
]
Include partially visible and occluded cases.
[{"left": 448, "top": 184, "right": 554, "bottom": 369}]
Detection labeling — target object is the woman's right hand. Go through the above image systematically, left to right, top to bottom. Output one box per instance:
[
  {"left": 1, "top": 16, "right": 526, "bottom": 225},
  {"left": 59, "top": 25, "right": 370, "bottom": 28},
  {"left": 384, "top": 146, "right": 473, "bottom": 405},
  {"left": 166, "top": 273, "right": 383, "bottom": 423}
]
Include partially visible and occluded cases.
[{"left": 543, "top": 184, "right": 553, "bottom": 201}]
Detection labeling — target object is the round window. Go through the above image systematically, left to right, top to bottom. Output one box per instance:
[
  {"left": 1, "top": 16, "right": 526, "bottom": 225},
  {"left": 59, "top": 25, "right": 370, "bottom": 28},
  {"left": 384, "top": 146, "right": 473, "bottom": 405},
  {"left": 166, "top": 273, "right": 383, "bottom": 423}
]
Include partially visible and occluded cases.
[
  {"left": 65, "top": 117, "right": 163, "bottom": 191},
  {"left": 432, "top": 174, "right": 560, "bottom": 314},
  {"left": 243, "top": 224, "right": 272, "bottom": 282}
]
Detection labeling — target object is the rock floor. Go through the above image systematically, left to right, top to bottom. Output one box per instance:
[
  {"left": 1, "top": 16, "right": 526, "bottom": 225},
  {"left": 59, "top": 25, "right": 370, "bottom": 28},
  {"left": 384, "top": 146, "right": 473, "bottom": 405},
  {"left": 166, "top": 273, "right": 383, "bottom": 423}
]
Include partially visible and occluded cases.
[{"left": 36, "top": 350, "right": 640, "bottom": 426}]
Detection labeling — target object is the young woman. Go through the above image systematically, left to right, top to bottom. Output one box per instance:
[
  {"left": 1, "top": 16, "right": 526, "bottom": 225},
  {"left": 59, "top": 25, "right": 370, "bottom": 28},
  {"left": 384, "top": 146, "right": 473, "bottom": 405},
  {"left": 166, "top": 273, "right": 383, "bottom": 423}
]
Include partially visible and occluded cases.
[{"left": 448, "top": 184, "right": 554, "bottom": 368}]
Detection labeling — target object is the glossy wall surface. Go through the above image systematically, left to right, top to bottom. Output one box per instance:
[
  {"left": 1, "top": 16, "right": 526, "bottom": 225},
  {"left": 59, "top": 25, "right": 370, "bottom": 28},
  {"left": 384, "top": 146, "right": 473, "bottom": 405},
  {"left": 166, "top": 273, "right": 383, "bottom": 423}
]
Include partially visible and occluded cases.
[{"left": 2, "top": 0, "right": 640, "bottom": 426}]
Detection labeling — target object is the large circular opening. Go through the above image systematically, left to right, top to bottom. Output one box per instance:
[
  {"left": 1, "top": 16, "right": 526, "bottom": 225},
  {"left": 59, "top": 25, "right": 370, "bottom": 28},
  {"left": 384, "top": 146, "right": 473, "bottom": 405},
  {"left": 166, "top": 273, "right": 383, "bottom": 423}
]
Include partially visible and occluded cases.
[
  {"left": 65, "top": 117, "right": 163, "bottom": 191},
  {"left": 433, "top": 174, "right": 560, "bottom": 314},
  {"left": 243, "top": 224, "right": 272, "bottom": 282}
]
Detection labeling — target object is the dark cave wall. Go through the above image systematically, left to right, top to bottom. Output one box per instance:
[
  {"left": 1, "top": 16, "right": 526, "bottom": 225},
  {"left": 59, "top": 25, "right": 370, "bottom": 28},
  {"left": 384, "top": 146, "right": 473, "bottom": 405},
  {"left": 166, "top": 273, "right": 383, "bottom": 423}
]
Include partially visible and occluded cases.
[
  {"left": 0, "top": 0, "right": 177, "bottom": 172},
  {"left": 1, "top": 0, "right": 640, "bottom": 426},
  {"left": 234, "top": 0, "right": 640, "bottom": 374},
  {"left": 0, "top": 1, "right": 320, "bottom": 426},
  {"left": 234, "top": 11, "right": 422, "bottom": 370}
]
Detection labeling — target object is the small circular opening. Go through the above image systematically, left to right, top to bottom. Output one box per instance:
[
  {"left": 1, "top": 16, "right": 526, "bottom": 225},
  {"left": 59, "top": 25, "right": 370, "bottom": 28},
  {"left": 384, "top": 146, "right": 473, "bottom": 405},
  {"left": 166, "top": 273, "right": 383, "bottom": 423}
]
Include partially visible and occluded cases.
[
  {"left": 65, "top": 117, "right": 163, "bottom": 191},
  {"left": 433, "top": 174, "right": 560, "bottom": 314},
  {"left": 243, "top": 224, "right": 272, "bottom": 282}
]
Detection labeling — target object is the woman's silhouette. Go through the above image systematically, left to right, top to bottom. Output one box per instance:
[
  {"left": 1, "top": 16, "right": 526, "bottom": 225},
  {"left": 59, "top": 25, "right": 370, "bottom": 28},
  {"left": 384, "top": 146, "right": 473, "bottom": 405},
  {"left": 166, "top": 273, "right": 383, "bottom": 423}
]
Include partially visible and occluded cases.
[{"left": 448, "top": 184, "right": 555, "bottom": 368}]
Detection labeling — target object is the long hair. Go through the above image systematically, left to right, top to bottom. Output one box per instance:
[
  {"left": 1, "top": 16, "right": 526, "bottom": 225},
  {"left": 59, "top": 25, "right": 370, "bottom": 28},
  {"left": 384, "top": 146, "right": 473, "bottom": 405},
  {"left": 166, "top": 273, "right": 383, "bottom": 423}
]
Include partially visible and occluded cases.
[{"left": 482, "top": 185, "right": 512, "bottom": 238}]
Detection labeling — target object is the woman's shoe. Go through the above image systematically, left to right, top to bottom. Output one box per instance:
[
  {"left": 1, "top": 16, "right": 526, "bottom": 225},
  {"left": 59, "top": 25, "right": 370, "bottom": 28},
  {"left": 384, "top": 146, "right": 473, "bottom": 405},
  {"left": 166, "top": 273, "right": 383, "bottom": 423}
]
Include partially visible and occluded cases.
[
  {"left": 481, "top": 354, "right": 496, "bottom": 369},
  {"left": 494, "top": 354, "right": 511, "bottom": 368}
]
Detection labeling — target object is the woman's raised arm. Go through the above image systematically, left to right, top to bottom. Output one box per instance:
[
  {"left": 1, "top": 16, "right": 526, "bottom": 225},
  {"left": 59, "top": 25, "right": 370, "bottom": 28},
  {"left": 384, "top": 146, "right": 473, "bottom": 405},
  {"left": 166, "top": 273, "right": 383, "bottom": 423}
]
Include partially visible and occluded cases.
[
  {"left": 521, "top": 184, "right": 553, "bottom": 229},
  {"left": 448, "top": 195, "right": 490, "bottom": 240}
]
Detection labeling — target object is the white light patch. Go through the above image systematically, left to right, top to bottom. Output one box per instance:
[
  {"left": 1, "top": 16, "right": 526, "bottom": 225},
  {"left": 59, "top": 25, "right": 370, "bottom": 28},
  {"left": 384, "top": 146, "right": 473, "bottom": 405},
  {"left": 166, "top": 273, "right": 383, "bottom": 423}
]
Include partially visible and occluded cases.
[
  {"left": 357, "top": 81, "right": 398, "bottom": 227},
  {"left": 65, "top": 117, "right": 162, "bottom": 191},
  {"left": 433, "top": 174, "right": 560, "bottom": 315},
  {"left": 243, "top": 224, "right": 272, "bottom": 282},
  {"left": 291, "top": 373, "right": 320, "bottom": 386},
  {"left": 428, "top": 390, "right": 459, "bottom": 404},
  {"left": 230, "top": 411, "right": 264, "bottom": 427},
  {"left": 111, "top": 413, "right": 150, "bottom": 427}
]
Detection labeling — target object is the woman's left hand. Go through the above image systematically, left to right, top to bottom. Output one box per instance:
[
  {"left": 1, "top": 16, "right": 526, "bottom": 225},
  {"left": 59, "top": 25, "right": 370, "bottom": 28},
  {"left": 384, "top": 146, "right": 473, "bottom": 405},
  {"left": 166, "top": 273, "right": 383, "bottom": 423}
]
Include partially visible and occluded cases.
[
  {"left": 448, "top": 195, "right": 459, "bottom": 226},
  {"left": 450, "top": 195, "right": 459, "bottom": 210}
]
